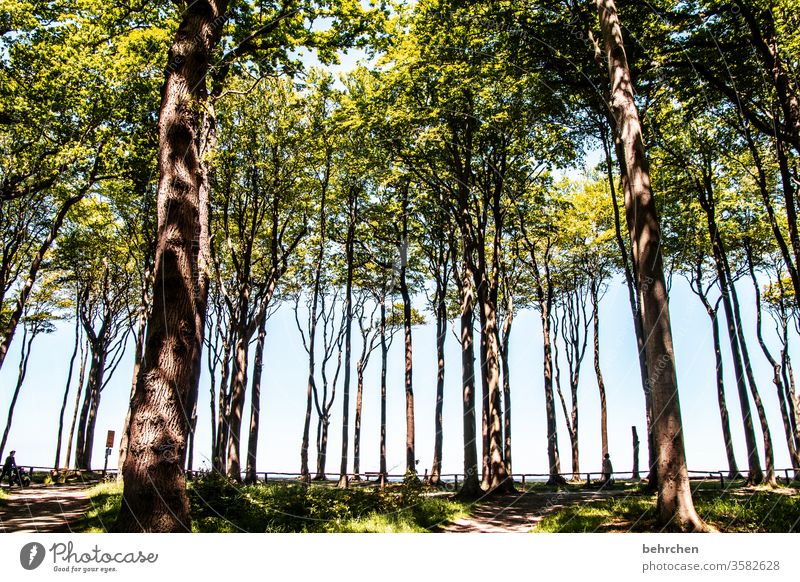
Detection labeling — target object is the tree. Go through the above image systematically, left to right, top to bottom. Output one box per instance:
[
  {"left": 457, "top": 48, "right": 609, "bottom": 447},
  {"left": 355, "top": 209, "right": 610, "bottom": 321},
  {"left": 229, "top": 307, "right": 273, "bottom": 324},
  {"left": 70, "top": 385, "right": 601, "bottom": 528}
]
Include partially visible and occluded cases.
[{"left": 595, "top": 0, "right": 709, "bottom": 530}]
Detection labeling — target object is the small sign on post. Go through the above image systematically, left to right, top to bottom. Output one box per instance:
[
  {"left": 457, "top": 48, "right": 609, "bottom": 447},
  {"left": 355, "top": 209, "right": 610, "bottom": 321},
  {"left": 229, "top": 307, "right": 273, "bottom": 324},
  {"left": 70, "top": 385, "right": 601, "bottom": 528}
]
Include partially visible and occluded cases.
[{"left": 103, "top": 430, "right": 115, "bottom": 476}]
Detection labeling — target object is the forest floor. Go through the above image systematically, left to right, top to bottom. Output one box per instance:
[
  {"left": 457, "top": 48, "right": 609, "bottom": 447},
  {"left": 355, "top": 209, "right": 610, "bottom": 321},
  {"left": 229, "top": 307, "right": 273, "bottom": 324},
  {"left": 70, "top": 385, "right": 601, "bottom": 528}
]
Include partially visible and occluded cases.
[{"left": 0, "top": 483, "right": 92, "bottom": 533}]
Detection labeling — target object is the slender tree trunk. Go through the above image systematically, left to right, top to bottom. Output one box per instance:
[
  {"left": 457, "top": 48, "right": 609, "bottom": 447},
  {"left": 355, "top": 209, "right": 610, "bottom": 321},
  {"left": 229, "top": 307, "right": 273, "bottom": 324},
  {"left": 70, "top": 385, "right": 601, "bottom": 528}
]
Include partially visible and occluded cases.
[
  {"left": 115, "top": 0, "right": 227, "bottom": 532},
  {"left": 597, "top": 0, "right": 707, "bottom": 530},
  {"left": 0, "top": 192, "right": 88, "bottom": 373},
  {"left": 338, "top": 209, "right": 356, "bottom": 488},
  {"left": 399, "top": 226, "right": 415, "bottom": 476},
  {"left": 531, "top": 248, "right": 564, "bottom": 485},
  {"left": 457, "top": 261, "right": 481, "bottom": 498},
  {"left": 590, "top": 280, "right": 608, "bottom": 460},
  {"left": 430, "top": 287, "right": 446, "bottom": 486},
  {"left": 379, "top": 293, "right": 388, "bottom": 489},
  {"left": 500, "top": 309, "right": 513, "bottom": 477},
  {"left": 245, "top": 312, "right": 267, "bottom": 484},
  {"left": 55, "top": 316, "right": 81, "bottom": 469},
  {"left": 226, "top": 320, "right": 250, "bottom": 481},
  {"left": 478, "top": 322, "right": 491, "bottom": 489},
  {"left": 0, "top": 326, "right": 37, "bottom": 460},
  {"left": 214, "top": 331, "right": 233, "bottom": 474},
  {"left": 66, "top": 339, "right": 89, "bottom": 470},
  {"left": 75, "top": 347, "right": 101, "bottom": 470},
  {"left": 82, "top": 350, "right": 107, "bottom": 471},
  {"left": 353, "top": 365, "right": 365, "bottom": 481},
  {"left": 315, "top": 417, "right": 330, "bottom": 479}
]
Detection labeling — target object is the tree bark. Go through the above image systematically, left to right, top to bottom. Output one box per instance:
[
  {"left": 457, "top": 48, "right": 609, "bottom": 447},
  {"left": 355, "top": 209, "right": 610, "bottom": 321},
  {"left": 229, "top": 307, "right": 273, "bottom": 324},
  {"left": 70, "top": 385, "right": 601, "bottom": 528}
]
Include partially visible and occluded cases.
[
  {"left": 115, "top": 0, "right": 227, "bottom": 532},
  {"left": 596, "top": 0, "right": 708, "bottom": 530},
  {"left": 399, "top": 188, "right": 415, "bottom": 476},
  {"left": 337, "top": 196, "right": 357, "bottom": 488},
  {"left": 746, "top": 246, "right": 800, "bottom": 472},
  {"left": 455, "top": 259, "right": 481, "bottom": 498},
  {"left": 590, "top": 278, "right": 608, "bottom": 460},
  {"left": 430, "top": 279, "right": 447, "bottom": 486},
  {"left": 378, "top": 292, "right": 389, "bottom": 488},
  {"left": 244, "top": 311, "right": 268, "bottom": 484},
  {"left": 55, "top": 315, "right": 81, "bottom": 469},
  {"left": 65, "top": 339, "right": 89, "bottom": 470},
  {"left": 631, "top": 426, "right": 640, "bottom": 479}
]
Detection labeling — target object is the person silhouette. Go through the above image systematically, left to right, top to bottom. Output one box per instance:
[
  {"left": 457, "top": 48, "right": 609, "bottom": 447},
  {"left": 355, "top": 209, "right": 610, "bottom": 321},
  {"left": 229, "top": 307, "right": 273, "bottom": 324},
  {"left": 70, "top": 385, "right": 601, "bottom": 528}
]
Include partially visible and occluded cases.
[{"left": 1, "top": 450, "right": 17, "bottom": 486}]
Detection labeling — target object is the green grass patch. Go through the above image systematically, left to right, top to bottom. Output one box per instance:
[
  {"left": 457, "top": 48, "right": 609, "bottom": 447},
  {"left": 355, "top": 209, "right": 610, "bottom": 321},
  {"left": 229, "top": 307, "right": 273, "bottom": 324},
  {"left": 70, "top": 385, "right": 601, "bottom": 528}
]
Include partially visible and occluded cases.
[
  {"left": 72, "top": 476, "right": 469, "bottom": 533},
  {"left": 189, "top": 477, "right": 469, "bottom": 533},
  {"left": 72, "top": 480, "right": 123, "bottom": 533},
  {"left": 531, "top": 484, "right": 800, "bottom": 532}
]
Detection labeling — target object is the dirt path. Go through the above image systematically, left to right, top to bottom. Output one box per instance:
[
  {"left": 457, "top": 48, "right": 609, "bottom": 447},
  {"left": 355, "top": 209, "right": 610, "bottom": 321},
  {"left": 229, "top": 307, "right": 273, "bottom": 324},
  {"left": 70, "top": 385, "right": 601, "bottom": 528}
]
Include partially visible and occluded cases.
[
  {"left": 0, "top": 484, "right": 92, "bottom": 533},
  {"left": 443, "top": 489, "right": 631, "bottom": 533}
]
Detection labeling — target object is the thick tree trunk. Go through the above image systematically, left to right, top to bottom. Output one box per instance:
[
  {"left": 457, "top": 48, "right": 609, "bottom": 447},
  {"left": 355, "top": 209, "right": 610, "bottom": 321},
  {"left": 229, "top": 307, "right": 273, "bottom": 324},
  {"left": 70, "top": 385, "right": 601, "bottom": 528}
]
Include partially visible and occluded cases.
[
  {"left": 115, "top": 0, "right": 226, "bottom": 532},
  {"left": 597, "top": 0, "right": 708, "bottom": 530},
  {"left": 601, "top": 122, "right": 655, "bottom": 487},
  {"left": 117, "top": 285, "right": 150, "bottom": 475},
  {"left": 226, "top": 312, "right": 250, "bottom": 481},
  {"left": 244, "top": 312, "right": 267, "bottom": 484},
  {"left": 55, "top": 316, "right": 81, "bottom": 469}
]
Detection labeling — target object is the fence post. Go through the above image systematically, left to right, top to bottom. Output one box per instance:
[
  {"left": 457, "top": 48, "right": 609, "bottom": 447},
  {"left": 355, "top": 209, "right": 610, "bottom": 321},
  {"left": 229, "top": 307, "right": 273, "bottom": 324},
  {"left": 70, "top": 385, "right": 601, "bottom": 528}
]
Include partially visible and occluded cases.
[
  {"left": 785, "top": 469, "right": 790, "bottom": 484},
  {"left": 718, "top": 472, "right": 724, "bottom": 488},
  {"left": 455, "top": 474, "right": 459, "bottom": 488},
  {"left": 521, "top": 474, "right": 525, "bottom": 487}
]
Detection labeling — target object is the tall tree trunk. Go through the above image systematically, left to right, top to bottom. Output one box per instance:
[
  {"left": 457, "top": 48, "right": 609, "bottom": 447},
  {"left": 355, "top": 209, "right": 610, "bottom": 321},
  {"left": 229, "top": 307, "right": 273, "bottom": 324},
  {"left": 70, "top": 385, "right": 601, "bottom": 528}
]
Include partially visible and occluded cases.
[
  {"left": 115, "top": 0, "right": 226, "bottom": 532},
  {"left": 596, "top": 0, "right": 708, "bottom": 530},
  {"left": 600, "top": 122, "right": 655, "bottom": 487},
  {"left": 697, "top": 186, "right": 763, "bottom": 483},
  {"left": 399, "top": 194, "right": 415, "bottom": 476},
  {"left": 337, "top": 205, "right": 356, "bottom": 488},
  {"left": 530, "top": 247, "right": 564, "bottom": 485},
  {"left": 747, "top": 247, "right": 800, "bottom": 472},
  {"left": 727, "top": 254, "right": 776, "bottom": 486},
  {"left": 456, "top": 260, "right": 481, "bottom": 498},
  {"left": 689, "top": 261, "right": 740, "bottom": 479},
  {"left": 117, "top": 269, "right": 153, "bottom": 476},
  {"left": 590, "top": 279, "right": 608, "bottom": 460},
  {"left": 430, "top": 284, "right": 447, "bottom": 486},
  {"left": 476, "top": 289, "right": 511, "bottom": 492},
  {"left": 378, "top": 293, "right": 388, "bottom": 488},
  {"left": 226, "top": 298, "right": 251, "bottom": 481},
  {"left": 500, "top": 308, "right": 513, "bottom": 477},
  {"left": 244, "top": 312, "right": 267, "bottom": 484},
  {"left": 55, "top": 316, "right": 81, "bottom": 469},
  {"left": 478, "top": 322, "right": 491, "bottom": 489},
  {"left": 0, "top": 326, "right": 37, "bottom": 460},
  {"left": 214, "top": 329, "right": 233, "bottom": 474},
  {"left": 66, "top": 339, "right": 89, "bottom": 470},
  {"left": 75, "top": 347, "right": 101, "bottom": 470},
  {"left": 82, "top": 349, "right": 107, "bottom": 471},
  {"left": 353, "top": 365, "right": 365, "bottom": 481},
  {"left": 315, "top": 416, "right": 330, "bottom": 479}
]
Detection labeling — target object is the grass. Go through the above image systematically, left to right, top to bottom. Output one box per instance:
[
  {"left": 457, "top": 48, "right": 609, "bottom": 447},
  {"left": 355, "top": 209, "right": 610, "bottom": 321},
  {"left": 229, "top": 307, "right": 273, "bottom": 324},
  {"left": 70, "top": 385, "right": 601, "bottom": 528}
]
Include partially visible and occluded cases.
[
  {"left": 72, "top": 477, "right": 469, "bottom": 533},
  {"left": 72, "top": 480, "right": 123, "bottom": 533},
  {"left": 531, "top": 482, "right": 800, "bottom": 533}
]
